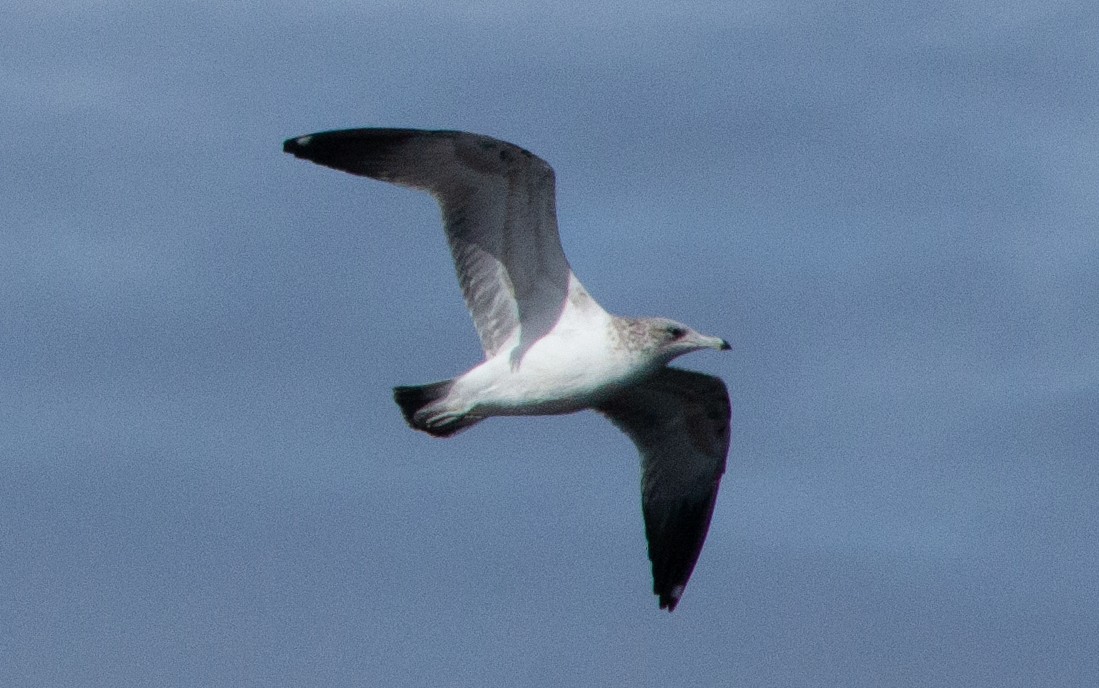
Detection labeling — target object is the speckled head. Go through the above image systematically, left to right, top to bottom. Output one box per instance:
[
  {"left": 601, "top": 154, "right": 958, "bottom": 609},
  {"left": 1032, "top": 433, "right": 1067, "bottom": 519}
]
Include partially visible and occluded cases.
[{"left": 612, "top": 317, "right": 730, "bottom": 364}]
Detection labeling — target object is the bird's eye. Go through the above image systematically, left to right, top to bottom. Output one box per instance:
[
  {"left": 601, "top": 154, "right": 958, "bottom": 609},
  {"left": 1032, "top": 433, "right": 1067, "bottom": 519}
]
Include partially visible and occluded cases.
[{"left": 667, "top": 326, "right": 686, "bottom": 339}]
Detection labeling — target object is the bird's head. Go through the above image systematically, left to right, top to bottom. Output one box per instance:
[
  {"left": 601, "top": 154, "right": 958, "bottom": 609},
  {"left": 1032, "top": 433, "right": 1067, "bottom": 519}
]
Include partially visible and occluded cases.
[{"left": 637, "top": 318, "right": 731, "bottom": 365}]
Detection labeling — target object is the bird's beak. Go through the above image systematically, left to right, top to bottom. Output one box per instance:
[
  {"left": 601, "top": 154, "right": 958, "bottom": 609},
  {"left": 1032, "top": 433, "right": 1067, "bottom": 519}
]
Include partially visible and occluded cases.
[{"left": 698, "top": 334, "right": 731, "bottom": 351}]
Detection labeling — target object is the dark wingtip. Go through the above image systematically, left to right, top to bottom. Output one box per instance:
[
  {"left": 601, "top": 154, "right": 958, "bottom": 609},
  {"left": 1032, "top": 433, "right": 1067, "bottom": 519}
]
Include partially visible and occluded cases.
[
  {"left": 281, "top": 128, "right": 427, "bottom": 176},
  {"left": 281, "top": 130, "right": 358, "bottom": 170},
  {"left": 283, "top": 135, "right": 310, "bottom": 156},
  {"left": 720, "top": 339, "right": 732, "bottom": 351},
  {"left": 657, "top": 583, "right": 685, "bottom": 612}
]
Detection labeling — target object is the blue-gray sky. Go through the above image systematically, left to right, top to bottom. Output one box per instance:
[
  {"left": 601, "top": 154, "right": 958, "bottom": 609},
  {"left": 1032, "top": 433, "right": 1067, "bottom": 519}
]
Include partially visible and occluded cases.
[{"left": 3, "top": 1, "right": 1097, "bottom": 685}]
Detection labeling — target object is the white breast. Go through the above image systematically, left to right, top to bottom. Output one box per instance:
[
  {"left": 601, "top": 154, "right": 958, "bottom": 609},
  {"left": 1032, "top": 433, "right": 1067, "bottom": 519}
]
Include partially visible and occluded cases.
[{"left": 452, "top": 304, "right": 639, "bottom": 416}]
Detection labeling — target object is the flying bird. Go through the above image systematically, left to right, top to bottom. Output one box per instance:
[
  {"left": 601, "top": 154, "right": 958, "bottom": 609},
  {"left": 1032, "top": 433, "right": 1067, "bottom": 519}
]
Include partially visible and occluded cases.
[{"left": 283, "top": 129, "right": 731, "bottom": 611}]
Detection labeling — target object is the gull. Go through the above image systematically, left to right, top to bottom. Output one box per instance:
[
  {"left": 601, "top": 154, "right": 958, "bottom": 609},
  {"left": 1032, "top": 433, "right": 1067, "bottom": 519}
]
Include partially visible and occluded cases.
[{"left": 283, "top": 128, "right": 732, "bottom": 611}]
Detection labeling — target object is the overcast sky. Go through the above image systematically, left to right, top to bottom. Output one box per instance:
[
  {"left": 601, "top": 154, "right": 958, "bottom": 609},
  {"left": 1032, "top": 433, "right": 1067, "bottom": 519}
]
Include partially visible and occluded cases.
[{"left": 3, "top": 1, "right": 1097, "bottom": 686}]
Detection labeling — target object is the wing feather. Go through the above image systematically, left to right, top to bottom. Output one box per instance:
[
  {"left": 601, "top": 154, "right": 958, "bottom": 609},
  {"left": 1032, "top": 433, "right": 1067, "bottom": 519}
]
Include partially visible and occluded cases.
[
  {"left": 284, "top": 128, "right": 580, "bottom": 357},
  {"left": 598, "top": 367, "right": 731, "bottom": 611}
]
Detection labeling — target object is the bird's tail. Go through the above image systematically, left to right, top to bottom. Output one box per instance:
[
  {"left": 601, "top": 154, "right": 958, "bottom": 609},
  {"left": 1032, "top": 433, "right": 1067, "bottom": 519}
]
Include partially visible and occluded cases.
[{"left": 392, "top": 379, "right": 481, "bottom": 437}]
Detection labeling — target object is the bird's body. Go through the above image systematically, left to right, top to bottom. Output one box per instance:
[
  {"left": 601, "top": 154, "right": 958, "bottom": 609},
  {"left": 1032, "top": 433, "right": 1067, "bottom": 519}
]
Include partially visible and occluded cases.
[
  {"left": 284, "top": 128, "right": 732, "bottom": 611},
  {"left": 443, "top": 278, "right": 622, "bottom": 417}
]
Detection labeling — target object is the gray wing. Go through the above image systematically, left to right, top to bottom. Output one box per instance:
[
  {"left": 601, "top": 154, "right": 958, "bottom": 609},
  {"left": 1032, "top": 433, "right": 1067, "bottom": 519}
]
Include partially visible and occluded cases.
[
  {"left": 283, "top": 128, "right": 575, "bottom": 358},
  {"left": 598, "top": 367, "right": 730, "bottom": 611}
]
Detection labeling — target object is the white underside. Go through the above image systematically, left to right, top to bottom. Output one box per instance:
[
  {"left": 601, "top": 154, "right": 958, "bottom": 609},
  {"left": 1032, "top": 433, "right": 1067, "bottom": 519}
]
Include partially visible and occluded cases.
[{"left": 444, "top": 296, "right": 644, "bottom": 418}]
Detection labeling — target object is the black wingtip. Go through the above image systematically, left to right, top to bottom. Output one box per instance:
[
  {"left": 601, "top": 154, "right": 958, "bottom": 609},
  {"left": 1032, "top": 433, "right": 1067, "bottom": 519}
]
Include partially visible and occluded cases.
[
  {"left": 281, "top": 128, "right": 429, "bottom": 177},
  {"left": 281, "top": 130, "right": 360, "bottom": 171},
  {"left": 283, "top": 135, "right": 310, "bottom": 156},
  {"left": 645, "top": 490, "right": 721, "bottom": 615},
  {"left": 657, "top": 582, "right": 685, "bottom": 612}
]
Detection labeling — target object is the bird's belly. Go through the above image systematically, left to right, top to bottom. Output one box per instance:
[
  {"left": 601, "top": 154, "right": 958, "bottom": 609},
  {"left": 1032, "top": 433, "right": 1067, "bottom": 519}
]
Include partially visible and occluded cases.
[{"left": 456, "top": 336, "right": 644, "bottom": 416}]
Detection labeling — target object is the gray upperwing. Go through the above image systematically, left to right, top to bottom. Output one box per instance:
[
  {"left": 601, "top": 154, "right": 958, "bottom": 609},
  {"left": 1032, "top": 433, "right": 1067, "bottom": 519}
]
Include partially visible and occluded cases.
[
  {"left": 284, "top": 128, "right": 575, "bottom": 358},
  {"left": 598, "top": 367, "right": 731, "bottom": 611}
]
